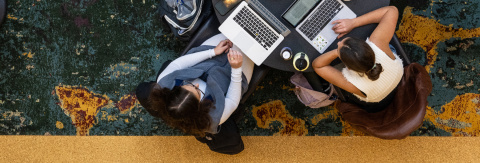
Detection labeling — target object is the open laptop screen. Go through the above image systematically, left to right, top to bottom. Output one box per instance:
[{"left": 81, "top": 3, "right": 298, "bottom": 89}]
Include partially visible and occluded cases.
[{"left": 282, "top": 0, "right": 320, "bottom": 27}]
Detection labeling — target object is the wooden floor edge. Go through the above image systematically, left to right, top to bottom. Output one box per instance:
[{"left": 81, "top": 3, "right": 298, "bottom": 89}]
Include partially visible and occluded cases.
[{"left": 1, "top": 136, "right": 478, "bottom": 162}]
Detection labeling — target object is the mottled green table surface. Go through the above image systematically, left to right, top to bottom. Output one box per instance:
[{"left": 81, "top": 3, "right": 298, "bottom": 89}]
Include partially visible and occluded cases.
[{"left": 0, "top": 0, "right": 479, "bottom": 136}]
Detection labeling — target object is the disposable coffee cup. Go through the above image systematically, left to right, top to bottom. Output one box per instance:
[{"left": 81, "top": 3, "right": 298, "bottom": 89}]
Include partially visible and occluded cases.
[{"left": 280, "top": 47, "right": 292, "bottom": 60}]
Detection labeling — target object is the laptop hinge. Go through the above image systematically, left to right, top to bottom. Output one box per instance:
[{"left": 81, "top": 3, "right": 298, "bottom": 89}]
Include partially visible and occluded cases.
[{"left": 245, "top": 0, "right": 291, "bottom": 37}]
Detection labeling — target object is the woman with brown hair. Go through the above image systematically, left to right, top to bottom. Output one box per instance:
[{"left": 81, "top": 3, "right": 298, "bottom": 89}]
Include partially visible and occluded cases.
[
  {"left": 313, "top": 6, "right": 403, "bottom": 112},
  {"left": 143, "top": 34, "right": 254, "bottom": 154}
]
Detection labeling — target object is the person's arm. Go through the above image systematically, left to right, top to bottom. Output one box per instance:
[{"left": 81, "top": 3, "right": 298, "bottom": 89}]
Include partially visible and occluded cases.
[
  {"left": 332, "top": 6, "right": 399, "bottom": 59},
  {"left": 157, "top": 40, "right": 233, "bottom": 82},
  {"left": 157, "top": 49, "right": 215, "bottom": 82},
  {"left": 312, "top": 49, "right": 365, "bottom": 98},
  {"left": 219, "top": 50, "right": 243, "bottom": 125},
  {"left": 220, "top": 67, "right": 242, "bottom": 124}
]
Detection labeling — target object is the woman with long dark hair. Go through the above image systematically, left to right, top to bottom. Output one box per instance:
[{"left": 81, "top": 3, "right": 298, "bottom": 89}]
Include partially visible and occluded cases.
[
  {"left": 313, "top": 6, "right": 403, "bottom": 112},
  {"left": 145, "top": 34, "right": 254, "bottom": 154}
]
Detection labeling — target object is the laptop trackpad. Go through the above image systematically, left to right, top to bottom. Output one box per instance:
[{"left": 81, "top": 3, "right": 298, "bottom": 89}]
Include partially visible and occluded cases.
[{"left": 233, "top": 32, "right": 254, "bottom": 50}]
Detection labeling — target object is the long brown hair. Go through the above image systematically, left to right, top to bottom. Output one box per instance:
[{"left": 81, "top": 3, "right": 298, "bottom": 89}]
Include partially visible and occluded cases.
[
  {"left": 339, "top": 37, "right": 383, "bottom": 80},
  {"left": 146, "top": 84, "right": 214, "bottom": 137}
]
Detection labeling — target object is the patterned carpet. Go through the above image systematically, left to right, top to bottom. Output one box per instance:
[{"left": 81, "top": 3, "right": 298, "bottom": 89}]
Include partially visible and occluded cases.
[{"left": 0, "top": 0, "right": 479, "bottom": 136}]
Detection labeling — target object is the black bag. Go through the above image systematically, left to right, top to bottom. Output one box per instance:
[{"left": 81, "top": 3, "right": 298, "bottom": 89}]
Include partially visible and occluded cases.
[
  {"left": 158, "top": 0, "right": 212, "bottom": 41},
  {"left": 195, "top": 117, "right": 244, "bottom": 155}
]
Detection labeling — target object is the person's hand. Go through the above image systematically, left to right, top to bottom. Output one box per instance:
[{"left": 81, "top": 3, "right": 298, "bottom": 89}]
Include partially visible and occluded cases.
[
  {"left": 331, "top": 18, "right": 356, "bottom": 38},
  {"left": 214, "top": 39, "right": 233, "bottom": 55},
  {"left": 227, "top": 49, "right": 243, "bottom": 69}
]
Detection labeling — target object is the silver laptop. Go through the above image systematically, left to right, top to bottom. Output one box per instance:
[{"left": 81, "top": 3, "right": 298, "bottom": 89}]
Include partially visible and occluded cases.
[
  {"left": 296, "top": 0, "right": 357, "bottom": 53},
  {"left": 219, "top": 1, "right": 285, "bottom": 66}
]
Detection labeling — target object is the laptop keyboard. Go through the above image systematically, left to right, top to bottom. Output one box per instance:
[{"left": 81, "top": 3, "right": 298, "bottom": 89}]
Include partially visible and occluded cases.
[
  {"left": 299, "top": 0, "right": 343, "bottom": 40},
  {"left": 233, "top": 7, "right": 279, "bottom": 50}
]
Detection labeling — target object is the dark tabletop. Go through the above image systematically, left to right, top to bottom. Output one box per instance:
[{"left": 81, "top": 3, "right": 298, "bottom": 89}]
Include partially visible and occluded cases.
[{"left": 212, "top": 0, "right": 390, "bottom": 72}]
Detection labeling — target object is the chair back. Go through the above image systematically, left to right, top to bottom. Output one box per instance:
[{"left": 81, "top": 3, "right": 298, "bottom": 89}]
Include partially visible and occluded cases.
[{"left": 337, "top": 63, "right": 432, "bottom": 139}]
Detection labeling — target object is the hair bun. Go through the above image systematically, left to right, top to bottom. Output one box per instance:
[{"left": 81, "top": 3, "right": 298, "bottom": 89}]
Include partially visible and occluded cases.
[{"left": 365, "top": 63, "right": 383, "bottom": 81}]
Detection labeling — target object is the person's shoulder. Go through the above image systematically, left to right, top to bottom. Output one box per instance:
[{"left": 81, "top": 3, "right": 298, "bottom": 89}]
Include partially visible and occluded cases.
[
  {"left": 364, "top": 38, "right": 378, "bottom": 50},
  {"left": 366, "top": 38, "right": 396, "bottom": 60}
]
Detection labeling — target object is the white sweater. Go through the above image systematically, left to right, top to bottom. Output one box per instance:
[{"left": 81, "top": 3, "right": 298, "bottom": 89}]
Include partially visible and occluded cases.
[{"left": 342, "top": 38, "right": 404, "bottom": 102}]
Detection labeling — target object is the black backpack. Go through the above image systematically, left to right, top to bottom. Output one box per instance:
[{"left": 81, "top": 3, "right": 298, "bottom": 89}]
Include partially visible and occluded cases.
[{"left": 158, "top": 0, "right": 212, "bottom": 41}]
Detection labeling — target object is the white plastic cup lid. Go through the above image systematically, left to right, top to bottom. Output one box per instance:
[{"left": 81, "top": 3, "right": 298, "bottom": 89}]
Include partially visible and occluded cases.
[{"left": 282, "top": 51, "right": 291, "bottom": 59}]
